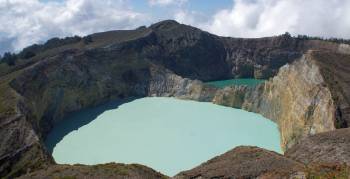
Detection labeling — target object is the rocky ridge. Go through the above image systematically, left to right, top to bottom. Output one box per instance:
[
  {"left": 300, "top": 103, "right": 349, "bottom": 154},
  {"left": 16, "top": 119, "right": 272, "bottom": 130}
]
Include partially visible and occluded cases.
[
  {"left": 286, "top": 128, "right": 350, "bottom": 166},
  {"left": 174, "top": 146, "right": 306, "bottom": 179},
  {"left": 17, "top": 163, "right": 168, "bottom": 179}
]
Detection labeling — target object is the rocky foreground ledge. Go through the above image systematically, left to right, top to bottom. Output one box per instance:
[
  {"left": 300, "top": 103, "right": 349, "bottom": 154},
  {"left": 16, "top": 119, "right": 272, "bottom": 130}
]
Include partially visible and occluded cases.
[
  {"left": 1, "top": 20, "right": 350, "bottom": 178},
  {"left": 175, "top": 128, "right": 350, "bottom": 179},
  {"left": 17, "top": 163, "right": 168, "bottom": 179}
]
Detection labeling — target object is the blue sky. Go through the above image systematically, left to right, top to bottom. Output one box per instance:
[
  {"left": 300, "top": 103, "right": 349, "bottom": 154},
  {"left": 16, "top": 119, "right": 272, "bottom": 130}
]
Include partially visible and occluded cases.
[
  {"left": 1, "top": 0, "right": 350, "bottom": 55},
  {"left": 40, "top": 0, "right": 234, "bottom": 19},
  {"left": 131, "top": 0, "right": 233, "bottom": 17}
]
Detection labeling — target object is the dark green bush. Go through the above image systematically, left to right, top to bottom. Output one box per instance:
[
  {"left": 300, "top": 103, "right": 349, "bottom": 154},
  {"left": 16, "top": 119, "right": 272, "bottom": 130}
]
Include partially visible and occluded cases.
[{"left": 0, "top": 52, "right": 17, "bottom": 66}]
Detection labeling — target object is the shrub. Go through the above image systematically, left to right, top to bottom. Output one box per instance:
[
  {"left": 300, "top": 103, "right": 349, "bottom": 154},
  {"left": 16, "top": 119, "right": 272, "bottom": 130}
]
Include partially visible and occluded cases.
[
  {"left": 83, "top": 35, "right": 93, "bottom": 44},
  {"left": 0, "top": 52, "right": 17, "bottom": 66}
]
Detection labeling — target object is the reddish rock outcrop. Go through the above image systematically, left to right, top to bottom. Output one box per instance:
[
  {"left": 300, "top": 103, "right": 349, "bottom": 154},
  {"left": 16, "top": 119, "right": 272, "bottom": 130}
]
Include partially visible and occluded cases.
[
  {"left": 285, "top": 128, "right": 350, "bottom": 166},
  {"left": 174, "top": 146, "right": 306, "bottom": 179},
  {"left": 17, "top": 163, "right": 168, "bottom": 179}
]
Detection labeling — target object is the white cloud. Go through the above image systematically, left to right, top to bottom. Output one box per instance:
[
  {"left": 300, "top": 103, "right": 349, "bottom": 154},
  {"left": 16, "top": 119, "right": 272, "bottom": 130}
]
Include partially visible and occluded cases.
[
  {"left": 0, "top": 0, "right": 148, "bottom": 54},
  {"left": 1, "top": 0, "right": 350, "bottom": 55},
  {"left": 148, "top": 0, "right": 188, "bottom": 6},
  {"left": 176, "top": 0, "right": 350, "bottom": 39},
  {"left": 174, "top": 10, "right": 192, "bottom": 24},
  {"left": 174, "top": 10, "right": 211, "bottom": 32}
]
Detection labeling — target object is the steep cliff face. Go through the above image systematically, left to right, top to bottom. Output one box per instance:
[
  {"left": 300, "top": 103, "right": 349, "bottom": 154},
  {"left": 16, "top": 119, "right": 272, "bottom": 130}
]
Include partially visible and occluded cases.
[
  {"left": 147, "top": 20, "right": 230, "bottom": 81},
  {"left": 148, "top": 21, "right": 350, "bottom": 81},
  {"left": 221, "top": 34, "right": 350, "bottom": 79},
  {"left": 221, "top": 35, "right": 302, "bottom": 79},
  {"left": 212, "top": 50, "right": 350, "bottom": 151},
  {"left": 248, "top": 51, "right": 337, "bottom": 150},
  {"left": 311, "top": 51, "right": 350, "bottom": 127},
  {"left": 212, "top": 52, "right": 336, "bottom": 151},
  {"left": 148, "top": 65, "right": 217, "bottom": 101},
  {"left": 0, "top": 71, "right": 53, "bottom": 178},
  {"left": 0, "top": 114, "right": 52, "bottom": 178}
]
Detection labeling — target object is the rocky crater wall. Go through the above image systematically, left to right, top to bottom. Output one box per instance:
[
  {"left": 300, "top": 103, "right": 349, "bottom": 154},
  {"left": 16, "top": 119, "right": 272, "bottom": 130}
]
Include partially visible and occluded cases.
[
  {"left": 155, "top": 50, "right": 343, "bottom": 151},
  {"left": 243, "top": 51, "right": 338, "bottom": 151}
]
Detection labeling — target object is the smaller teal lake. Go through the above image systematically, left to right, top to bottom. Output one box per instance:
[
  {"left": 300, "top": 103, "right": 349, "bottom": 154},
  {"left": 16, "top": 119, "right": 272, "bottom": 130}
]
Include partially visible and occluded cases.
[
  {"left": 206, "top": 78, "right": 265, "bottom": 88},
  {"left": 46, "top": 97, "right": 281, "bottom": 176}
]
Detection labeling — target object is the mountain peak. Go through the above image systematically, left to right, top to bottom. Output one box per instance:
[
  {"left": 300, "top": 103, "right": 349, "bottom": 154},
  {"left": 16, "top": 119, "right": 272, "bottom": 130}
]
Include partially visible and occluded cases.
[{"left": 150, "top": 20, "right": 180, "bottom": 30}]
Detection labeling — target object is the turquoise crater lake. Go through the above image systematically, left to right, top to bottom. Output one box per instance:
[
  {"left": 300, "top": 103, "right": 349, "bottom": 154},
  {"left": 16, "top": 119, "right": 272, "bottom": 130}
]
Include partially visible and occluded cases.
[
  {"left": 206, "top": 78, "right": 265, "bottom": 88},
  {"left": 46, "top": 97, "right": 281, "bottom": 176}
]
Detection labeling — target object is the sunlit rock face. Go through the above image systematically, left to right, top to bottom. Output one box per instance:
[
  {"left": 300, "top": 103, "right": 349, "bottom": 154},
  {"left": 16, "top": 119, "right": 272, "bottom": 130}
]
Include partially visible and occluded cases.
[
  {"left": 211, "top": 51, "right": 345, "bottom": 151},
  {"left": 248, "top": 52, "right": 336, "bottom": 151}
]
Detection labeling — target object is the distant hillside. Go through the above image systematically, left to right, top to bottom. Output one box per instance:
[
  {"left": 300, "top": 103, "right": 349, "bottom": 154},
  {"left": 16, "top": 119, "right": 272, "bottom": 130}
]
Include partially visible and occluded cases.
[{"left": 1, "top": 20, "right": 349, "bottom": 81}]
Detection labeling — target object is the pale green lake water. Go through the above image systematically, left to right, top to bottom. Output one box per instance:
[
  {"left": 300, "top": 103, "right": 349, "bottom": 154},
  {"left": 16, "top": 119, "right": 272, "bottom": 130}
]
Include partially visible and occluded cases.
[
  {"left": 206, "top": 78, "right": 265, "bottom": 88},
  {"left": 46, "top": 97, "right": 281, "bottom": 176}
]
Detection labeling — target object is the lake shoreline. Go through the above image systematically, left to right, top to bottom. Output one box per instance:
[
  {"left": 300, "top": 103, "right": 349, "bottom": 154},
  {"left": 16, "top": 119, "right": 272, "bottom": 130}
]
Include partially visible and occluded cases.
[{"left": 47, "top": 97, "right": 281, "bottom": 176}]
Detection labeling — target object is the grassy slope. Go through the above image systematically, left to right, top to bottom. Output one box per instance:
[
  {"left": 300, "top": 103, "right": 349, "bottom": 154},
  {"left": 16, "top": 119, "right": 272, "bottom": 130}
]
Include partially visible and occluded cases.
[
  {"left": 0, "top": 28, "right": 151, "bottom": 77},
  {"left": 0, "top": 71, "right": 22, "bottom": 117}
]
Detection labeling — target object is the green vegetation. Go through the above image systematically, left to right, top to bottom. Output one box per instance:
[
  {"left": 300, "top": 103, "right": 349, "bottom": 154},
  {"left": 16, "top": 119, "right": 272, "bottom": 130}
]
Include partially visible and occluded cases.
[
  {"left": 0, "top": 28, "right": 151, "bottom": 78},
  {"left": 279, "top": 31, "right": 350, "bottom": 45},
  {"left": 296, "top": 34, "right": 350, "bottom": 45},
  {"left": 0, "top": 35, "right": 85, "bottom": 77},
  {"left": 14, "top": 35, "right": 82, "bottom": 61},
  {"left": 83, "top": 35, "right": 93, "bottom": 44},
  {"left": 21, "top": 51, "right": 36, "bottom": 59},
  {"left": 0, "top": 52, "right": 17, "bottom": 66},
  {"left": 0, "top": 70, "right": 21, "bottom": 115},
  {"left": 4, "top": 143, "right": 51, "bottom": 179},
  {"left": 307, "top": 164, "right": 350, "bottom": 179},
  {"left": 55, "top": 176, "right": 77, "bottom": 179}
]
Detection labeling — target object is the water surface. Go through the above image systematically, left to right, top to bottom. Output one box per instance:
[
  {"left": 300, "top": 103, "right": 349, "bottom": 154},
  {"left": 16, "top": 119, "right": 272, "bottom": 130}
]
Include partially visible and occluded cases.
[
  {"left": 206, "top": 78, "right": 265, "bottom": 88},
  {"left": 46, "top": 97, "right": 281, "bottom": 176}
]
